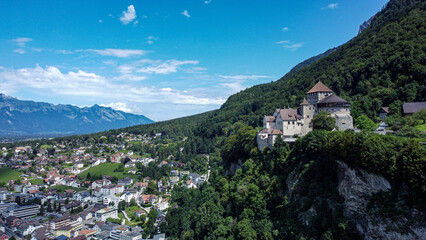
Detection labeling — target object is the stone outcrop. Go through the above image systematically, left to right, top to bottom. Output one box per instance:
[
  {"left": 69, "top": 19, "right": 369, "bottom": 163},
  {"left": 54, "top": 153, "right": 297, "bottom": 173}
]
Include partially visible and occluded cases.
[{"left": 336, "top": 161, "right": 426, "bottom": 240}]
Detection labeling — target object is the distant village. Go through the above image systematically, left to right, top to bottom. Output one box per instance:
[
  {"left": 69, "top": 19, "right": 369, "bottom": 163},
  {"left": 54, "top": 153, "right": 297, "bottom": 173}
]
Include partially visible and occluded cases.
[{"left": 0, "top": 132, "right": 209, "bottom": 240}]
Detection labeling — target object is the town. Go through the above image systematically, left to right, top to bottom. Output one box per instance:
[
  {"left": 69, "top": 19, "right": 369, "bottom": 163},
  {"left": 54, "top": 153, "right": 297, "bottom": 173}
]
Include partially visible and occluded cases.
[{"left": 0, "top": 132, "right": 210, "bottom": 240}]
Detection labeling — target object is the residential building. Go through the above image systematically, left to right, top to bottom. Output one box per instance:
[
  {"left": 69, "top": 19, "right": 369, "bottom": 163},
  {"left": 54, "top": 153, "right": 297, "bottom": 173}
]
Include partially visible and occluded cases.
[
  {"left": 402, "top": 102, "right": 426, "bottom": 115},
  {"left": 379, "top": 107, "right": 390, "bottom": 120},
  {"left": 118, "top": 177, "right": 133, "bottom": 186},
  {"left": 95, "top": 207, "right": 118, "bottom": 221},
  {"left": 49, "top": 217, "right": 71, "bottom": 231},
  {"left": 55, "top": 225, "right": 73, "bottom": 238},
  {"left": 121, "top": 231, "right": 142, "bottom": 240}
]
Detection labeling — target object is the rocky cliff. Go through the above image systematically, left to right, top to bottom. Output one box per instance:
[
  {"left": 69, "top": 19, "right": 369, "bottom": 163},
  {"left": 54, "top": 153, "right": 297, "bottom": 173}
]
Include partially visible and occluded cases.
[{"left": 337, "top": 161, "right": 425, "bottom": 240}]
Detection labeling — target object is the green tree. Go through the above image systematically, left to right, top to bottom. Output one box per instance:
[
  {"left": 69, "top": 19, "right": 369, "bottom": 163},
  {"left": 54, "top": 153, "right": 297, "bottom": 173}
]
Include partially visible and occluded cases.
[
  {"left": 413, "top": 109, "right": 426, "bottom": 124},
  {"left": 311, "top": 111, "right": 337, "bottom": 131},
  {"left": 355, "top": 114, "right": 376, "bottom": 131}
]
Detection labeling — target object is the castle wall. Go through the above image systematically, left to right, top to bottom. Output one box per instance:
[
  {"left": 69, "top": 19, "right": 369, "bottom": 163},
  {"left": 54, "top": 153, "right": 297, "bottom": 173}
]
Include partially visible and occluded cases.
[
  {"left": 317, "top": 106, "right": 351, "bottom": 115},
  {"left": 334, "top": 114, "right": 353, "bottom": 131},
  {"left": 282, "top": 120, "right": 303, "bottom": 137},
  {"left": 257, "top": 134, "right": 270, "bottom": 151}
]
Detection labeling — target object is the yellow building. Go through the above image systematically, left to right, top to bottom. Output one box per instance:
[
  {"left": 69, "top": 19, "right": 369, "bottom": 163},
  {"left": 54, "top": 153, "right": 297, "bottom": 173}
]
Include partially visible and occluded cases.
[{"left": 55, "top": 225, "right": 74, "bottom": 238}]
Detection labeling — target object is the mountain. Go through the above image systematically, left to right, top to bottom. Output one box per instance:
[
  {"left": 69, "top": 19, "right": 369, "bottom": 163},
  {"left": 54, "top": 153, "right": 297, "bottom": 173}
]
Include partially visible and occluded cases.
[
  {"left": 358, "top": 15, "right": 375, "bottom": 34},
  {"left": 289, "top": 47, "right": 338, "bottom": 72},
  {"left": 0, "top": 94, "right": 154, "bottom": 137}
]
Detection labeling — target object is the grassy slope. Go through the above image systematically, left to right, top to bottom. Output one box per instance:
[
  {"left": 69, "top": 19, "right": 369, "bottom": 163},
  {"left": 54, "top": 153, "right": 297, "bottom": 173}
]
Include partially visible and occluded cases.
[
  {"left": 78, "top": 163, "right": 136, "bottom": 179},
  {"left": 0, "top": 168, "right": 22, "bottom": 183}
]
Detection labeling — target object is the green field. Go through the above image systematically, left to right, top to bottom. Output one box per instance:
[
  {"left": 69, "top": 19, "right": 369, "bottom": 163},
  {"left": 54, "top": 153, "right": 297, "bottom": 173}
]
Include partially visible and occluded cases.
[
  {"left": 78, "top": 163, "right": 136, "bottom": 179},
  {"left": 0, "top": 168, "right": 22, "bottom": 183},
  {"left": 29, "top": 179, "right": 44, "bottom": 185},
  {"left": 48, "top": 185, "right": 86, "bottom": 193}
]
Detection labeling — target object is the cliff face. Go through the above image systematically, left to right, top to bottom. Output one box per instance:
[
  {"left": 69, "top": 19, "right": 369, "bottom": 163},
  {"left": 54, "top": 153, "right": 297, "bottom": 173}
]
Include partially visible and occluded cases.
[{"left": 336, "top": 161, "right": 425, "bottom": 240}]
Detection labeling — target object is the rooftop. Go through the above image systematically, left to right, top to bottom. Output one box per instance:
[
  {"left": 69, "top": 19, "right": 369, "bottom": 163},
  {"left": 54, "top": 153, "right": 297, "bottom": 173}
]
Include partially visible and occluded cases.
[
  {"left": 307, "top": 81, "right": 333, "bottom": 94},
  {"left": 317, "top": 94, "right": 350, "bottom": 104},
  {"left": 402, "top": 102, "right": 426, "bottom": 114}
]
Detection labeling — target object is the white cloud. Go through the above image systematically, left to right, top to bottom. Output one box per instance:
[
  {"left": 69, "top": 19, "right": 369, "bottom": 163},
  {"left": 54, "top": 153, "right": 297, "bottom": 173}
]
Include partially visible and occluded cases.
[
  {"left": 204, "top": 0, "right": 212, "bottom": 4},
  {"left": 327, "top": 3, "right": 338, "bottom": 9},
  {"left": 120, "top": 5, "right": 137, "bottom": 25},
  {"left": 181, "top": 10, "right": 191, "bottom": 18},
  {"left": 98, "top": 19, "right": 103, "bottom": 23},
  {"left": 282, "top": 27, "right": 289, "bottom": 32},
  {"left": 146, "top": 35, "right": 158, "bottom": 44},
  {"left": 12, "top": 37, "right": 33, "bottom": 47},
  {"left": 277, "top": 40, "right": 304, "bottom": 50},
  {"left": 32, "top": 47, "right": 43, "bottom": 52},
  {"left": 13, "top": 48, "right": 26, "bottom": 54},
  {"left": 84, "top": 48, "right": 148, "bottom": 58},
  {"left": 55, "top": 50, "right": 74, "bottom": 55},
  {"left": 135, "top": 59, "right": 199, "bottom": 74},
  {"left": 0, "top": 65, "right": 224, "bottom": 109},
  {"left": 220, "top": 81, "right": 245, "bottom": 93},
  {"left": 100, "top": 102, "right": 133, "bottom": 113}
]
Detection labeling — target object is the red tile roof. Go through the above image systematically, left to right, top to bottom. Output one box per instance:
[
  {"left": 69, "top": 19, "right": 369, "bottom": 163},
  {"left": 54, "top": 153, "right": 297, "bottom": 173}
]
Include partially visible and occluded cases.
[
  {"left": 307, "top": 82, "right": 333, "bottom": 94},
  {"left": 300, "top": 98, "right": 308, "bottom": 105}
]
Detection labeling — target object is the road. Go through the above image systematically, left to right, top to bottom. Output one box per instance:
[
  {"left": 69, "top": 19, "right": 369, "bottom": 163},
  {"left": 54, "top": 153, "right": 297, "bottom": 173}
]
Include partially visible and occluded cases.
[{"left": 122, "top": 210, "right": 131, "bottom": 223}]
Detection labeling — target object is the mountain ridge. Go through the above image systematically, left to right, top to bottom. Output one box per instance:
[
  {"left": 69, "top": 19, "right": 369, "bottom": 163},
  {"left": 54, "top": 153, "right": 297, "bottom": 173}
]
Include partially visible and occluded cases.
[{"left": 0, "top": 93, "right": 154, "bottom": 137}]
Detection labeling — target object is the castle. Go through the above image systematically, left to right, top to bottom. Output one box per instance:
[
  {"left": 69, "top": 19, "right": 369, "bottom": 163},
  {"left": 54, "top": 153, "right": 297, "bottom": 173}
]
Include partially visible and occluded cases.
[{"left": 257, "top": 82, "right": 353, "bottom": 150}]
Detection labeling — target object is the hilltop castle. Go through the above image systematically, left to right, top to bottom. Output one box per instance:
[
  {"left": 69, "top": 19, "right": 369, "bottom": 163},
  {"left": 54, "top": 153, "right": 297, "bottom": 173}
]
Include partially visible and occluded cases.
[{"left": 257, "top": 82, "right": 353, "bottom": 150}]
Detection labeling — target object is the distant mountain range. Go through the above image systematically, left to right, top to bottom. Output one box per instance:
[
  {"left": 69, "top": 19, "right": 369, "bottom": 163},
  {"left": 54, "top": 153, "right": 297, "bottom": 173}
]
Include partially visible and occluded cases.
[{"left": 0, "top": 94, "right": 154, "bottom": 137}]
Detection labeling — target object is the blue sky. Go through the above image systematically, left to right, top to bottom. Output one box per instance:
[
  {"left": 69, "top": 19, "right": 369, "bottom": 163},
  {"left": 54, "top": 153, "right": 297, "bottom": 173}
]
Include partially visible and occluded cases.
[{"left": 0, "top": 0, "right": 388, "bottom": 121}]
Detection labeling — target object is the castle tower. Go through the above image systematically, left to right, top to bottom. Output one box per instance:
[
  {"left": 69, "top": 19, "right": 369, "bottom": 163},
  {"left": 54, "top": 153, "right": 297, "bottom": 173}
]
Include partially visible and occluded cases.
[
  {"left": 306, "top": 81, "right": 333, "bottom": 105},
  {"left": 299, "top": 97, "right": 315, "bottom": 135}
]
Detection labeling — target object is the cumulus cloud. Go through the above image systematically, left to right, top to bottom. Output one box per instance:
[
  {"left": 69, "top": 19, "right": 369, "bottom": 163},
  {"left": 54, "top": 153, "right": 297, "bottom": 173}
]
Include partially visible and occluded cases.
[
  {"left": 120, "top": 5, "right": 137, "bottom": 24},
  {"left": 181, "top": 10, "right": 191, "bottom": 18},
  {"left": 282, "top": 27, "right": 289, "bottom": 32},
  {"left": 12, "top": 37, "right": 33, "bottom": 47},
  {"left": 277, "top": 40, "right": 304, "bottom": 50},
  {"left": 84, "top": 48, "right": 147, "bottom": 58},
  {"left": 135, "top": 59, "right": 199, "bottom": 74},
  {"left": 0, "top": 65, "right": 224, "bottom": 109},
  {"left": 100, "top": 102, "right": 133, "bottom": 113}
]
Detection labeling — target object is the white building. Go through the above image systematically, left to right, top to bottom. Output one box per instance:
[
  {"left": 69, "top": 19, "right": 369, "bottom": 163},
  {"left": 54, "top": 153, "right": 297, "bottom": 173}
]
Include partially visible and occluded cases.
[
  {"left": 257, "top": 82, "right": 353, "bottom": 150},
  {"left": 3, "top": 204, "right": 40, "bottom": 219},
  {"left": 95, "top": 207, "right": 118, "bottom": 221}
]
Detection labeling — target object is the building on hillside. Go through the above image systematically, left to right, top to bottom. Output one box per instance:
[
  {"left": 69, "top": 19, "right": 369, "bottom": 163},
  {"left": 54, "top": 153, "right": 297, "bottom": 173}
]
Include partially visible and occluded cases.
[
  {"left": 257, "top": 82, "right": 353, "bottom": 150},
  {"left": 402, "top": 102, "right": 426, "bottom": 116},
  {"left": 379, "top": 107, "right": 390, "bottom": 120},
  {"left": 2, "top": 204, "right": 40, "bottom": 219},
  {"left": 95, "top": 207, "right": 118, "bottom": 221},
  {"left": 49, "top": 217, "right": 71, "bottom": 231}
]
